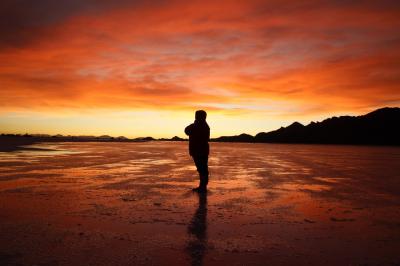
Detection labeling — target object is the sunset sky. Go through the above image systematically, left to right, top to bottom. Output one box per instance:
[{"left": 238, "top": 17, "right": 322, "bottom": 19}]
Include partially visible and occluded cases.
[{"left": 0, "top": 0, "right": 399, "bottom": 138}]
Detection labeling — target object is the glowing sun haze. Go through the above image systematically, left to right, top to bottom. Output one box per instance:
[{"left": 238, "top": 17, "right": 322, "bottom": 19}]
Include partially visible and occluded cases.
[{"left": 1, "top": 0, "right": 399, "bottom": 138}]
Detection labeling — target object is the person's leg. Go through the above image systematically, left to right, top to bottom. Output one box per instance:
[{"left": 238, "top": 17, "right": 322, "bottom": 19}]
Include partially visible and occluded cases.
[
  {"left": 193, "top": 156, "right": 208, "bottom": 191},
  {"left": 193, "top": 156, "right": 202, "bottom": 189},
  {"left": 198, "top": 156, "right": 209, "bottom": 190}
]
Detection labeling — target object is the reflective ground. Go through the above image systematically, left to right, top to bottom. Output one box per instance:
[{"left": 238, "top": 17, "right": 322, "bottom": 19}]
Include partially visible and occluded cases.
[{"left": 0, "top": 142, "right": 399, "bottom": 265}]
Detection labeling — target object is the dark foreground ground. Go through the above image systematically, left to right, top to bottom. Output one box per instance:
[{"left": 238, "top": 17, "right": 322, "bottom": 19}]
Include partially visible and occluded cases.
[{"left": 0, "top": 142, "right": 399, "bottom": 265}]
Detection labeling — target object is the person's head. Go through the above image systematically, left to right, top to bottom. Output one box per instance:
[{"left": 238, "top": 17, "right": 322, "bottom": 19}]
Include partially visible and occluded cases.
[{"left": 195, "top": 110, "right": 207, "bottom": 121}]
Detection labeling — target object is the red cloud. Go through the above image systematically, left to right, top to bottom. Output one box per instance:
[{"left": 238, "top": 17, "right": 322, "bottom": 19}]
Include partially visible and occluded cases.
[{"left": 0, "top": 0, "right": 399, "bottom": 116}]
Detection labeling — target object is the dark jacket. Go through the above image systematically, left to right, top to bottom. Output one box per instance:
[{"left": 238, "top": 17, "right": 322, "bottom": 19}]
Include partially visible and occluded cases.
[{"left": 185, "top": 120, "right": 210, "bottom": 156}]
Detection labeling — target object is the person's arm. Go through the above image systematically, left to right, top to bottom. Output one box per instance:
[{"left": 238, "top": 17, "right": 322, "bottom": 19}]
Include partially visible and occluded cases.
[{"left": 185, "top": 124, "right": 194, "bottom": 136}]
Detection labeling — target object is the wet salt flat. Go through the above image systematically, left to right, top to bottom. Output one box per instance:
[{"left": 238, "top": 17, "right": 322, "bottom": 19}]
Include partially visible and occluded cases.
[{"left": 0, "top": 141, "right": 400, "bottom": 265}]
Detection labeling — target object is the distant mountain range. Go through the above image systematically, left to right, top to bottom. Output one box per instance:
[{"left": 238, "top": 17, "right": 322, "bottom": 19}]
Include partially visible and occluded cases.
[
  {"left": 1, "top": 107, "right": 399, "bottom": 149},
  {"left": 212, "top": 107, "right": 400, "bottom": 145}
]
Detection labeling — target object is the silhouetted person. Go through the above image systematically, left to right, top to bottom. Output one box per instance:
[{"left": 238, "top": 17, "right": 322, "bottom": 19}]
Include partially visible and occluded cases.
[
  {"left": 185, "top": 110, "right": 210, "bottom": 193},
  {"left": 186, "top": 191, "right": 207, "bottom": 266}
]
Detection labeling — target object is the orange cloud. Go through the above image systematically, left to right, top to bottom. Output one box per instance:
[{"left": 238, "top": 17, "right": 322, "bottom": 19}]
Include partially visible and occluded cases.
[{"left": 0, "top": 0, "right": 399, "bottom": 136}]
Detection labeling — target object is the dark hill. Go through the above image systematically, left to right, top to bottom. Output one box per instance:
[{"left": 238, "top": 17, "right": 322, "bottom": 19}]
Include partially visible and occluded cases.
[
  {"left": 254, "top": 107, "right": 400, "bottom": 145},
  {"left": 212, "top": 133, "right": 254, "bottom": 142},
  {"left": 170, "top": 136, "right": 185, "bottom": 141}
]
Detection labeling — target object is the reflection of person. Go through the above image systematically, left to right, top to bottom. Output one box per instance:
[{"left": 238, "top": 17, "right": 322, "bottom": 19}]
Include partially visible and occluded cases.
[
  {"left": 185, "top": 110, "right": 210, "bottom": 192},
  {"left": 186, "top": 192, "right": 207, "bottom": 266}
]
